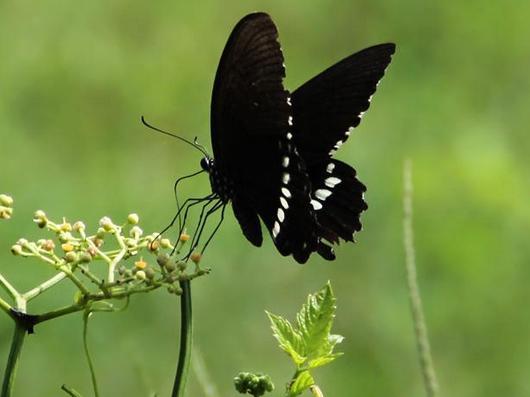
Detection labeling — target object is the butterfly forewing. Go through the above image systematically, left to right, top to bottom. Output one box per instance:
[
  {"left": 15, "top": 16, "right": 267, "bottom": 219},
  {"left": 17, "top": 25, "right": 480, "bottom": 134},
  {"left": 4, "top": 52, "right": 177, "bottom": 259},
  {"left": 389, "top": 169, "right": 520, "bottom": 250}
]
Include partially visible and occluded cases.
[
  {"left": 210, "top": 12, "right": 321, "bottom": 263},
  {"left": 291, "top": 43, "right": 396, "bottom": 165}
]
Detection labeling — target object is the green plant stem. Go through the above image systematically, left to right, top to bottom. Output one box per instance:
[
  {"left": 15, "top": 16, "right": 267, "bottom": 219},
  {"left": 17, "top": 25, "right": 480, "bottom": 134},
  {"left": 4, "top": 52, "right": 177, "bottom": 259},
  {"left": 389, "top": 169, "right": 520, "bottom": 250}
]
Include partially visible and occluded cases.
[
  {"left": 403, "top": 159, "right": 439, "bottom": 397},
  {"left": 22, "top": 272, "right": 66, "bottom": 301},
  {"left": 0, "top": 274, "right": 19, "bottom": 302},
  {"left": 172, "top": 280, "right": 193, "bottom": 397},
  {"left": 0, "top": 297, "right": 12, "bottom": 316},
  {"left": 83, "top": 311, "right": 100, "bottom": 397},
  {"left": 1, "top": 321, "right": 27, "bottom": 397},
  {"left": 60, "top": 384, "right": 83, "bottom": 397}
]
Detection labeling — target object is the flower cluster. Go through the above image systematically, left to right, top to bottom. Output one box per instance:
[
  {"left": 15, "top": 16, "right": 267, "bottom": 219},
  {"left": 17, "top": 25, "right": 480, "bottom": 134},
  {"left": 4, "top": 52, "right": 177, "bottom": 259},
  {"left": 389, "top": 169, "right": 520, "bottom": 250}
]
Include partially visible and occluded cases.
[
  {"left": 3, "top": 194, "right": 210, "bottom": 314},
  {"left": 234, "top": 372, "right": 274, "bottom": 397}
]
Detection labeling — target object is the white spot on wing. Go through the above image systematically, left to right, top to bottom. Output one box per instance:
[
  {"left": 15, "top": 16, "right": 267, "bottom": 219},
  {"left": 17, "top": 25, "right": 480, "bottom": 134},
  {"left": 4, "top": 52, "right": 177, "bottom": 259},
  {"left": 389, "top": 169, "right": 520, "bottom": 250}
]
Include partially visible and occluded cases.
[
  {"left": 287, "top": 97, "right": 292, "bottom": 106},
  {"left": 288, "top": 116, "right": 293, "bottom": 126},
  {"left": 286, "top": 132, "right": 293, "bottom": 140},
  {"left": 334, "top": 140, "right": 343, "bottom": 150},
  {"left": 282, "top": 156, "right": 290, "bottom": 168},
  {"left": 326, "top": 163, "right": 335, "bottom": 173},
  {"left": 282, "top": 173, "right": 290, "bottom": 184},
  {"left": 325, "top": 177, "right": 341, "bottom": 188},
  {"left": 281, "top": 187, "right": 292, "bottom": 198},
  {"left": 315, "top": 189, "right": 332, "bottom": 200},
  {"left": 280, "top": 197, "right": 289, "bottom": 209},
  {"left": 311, "top": 199, "right": 323, "bottom": 210},
  {"left": 277, "top": 208, "right": 285, "bottom": 222},
  {"left": 273, "top": 221, "right": 280, "bottom": 238}
]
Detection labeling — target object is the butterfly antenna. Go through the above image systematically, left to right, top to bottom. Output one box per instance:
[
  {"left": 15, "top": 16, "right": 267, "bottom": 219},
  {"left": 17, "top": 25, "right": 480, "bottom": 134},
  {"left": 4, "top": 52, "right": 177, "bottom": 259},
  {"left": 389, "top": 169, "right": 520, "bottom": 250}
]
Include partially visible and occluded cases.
[
  {"left": 141, "top": 116, "right": 210, "bottom": 157},
  {"left": 193, "top": 136, "right": 209, "bottom": 157}
]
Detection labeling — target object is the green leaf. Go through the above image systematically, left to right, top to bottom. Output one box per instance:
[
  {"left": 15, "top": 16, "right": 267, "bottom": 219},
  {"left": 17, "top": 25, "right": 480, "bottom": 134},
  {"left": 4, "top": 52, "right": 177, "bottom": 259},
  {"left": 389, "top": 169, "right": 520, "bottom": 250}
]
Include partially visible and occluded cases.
[
  {"left": 295, "top": 281, "right": 339, "bottom": 359},
  {"left": 266, "top": 311, "right": 306, "bottom": 365},
  {"left": 306, "top": 352, "right": 343, "bottom": 369},
  {"left": 288, "top": 371, "right": 314, "bottom": 397}
]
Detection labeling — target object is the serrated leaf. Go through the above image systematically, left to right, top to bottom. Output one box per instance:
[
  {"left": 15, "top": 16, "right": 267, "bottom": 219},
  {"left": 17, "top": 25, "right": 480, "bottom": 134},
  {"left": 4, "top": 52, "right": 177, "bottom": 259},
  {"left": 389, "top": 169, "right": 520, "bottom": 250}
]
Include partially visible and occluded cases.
[
  {"left": 295, "top": 282, "right": 338, "bottom": 359},
  {"left": 266, "top": 311, "right": 306, "bottom": 365},
  {"left": 306, "top": 352, "right": 343, "bottom": 369},
  {"left": 288, "top": 370, "right": 314, "bottom": 397}
]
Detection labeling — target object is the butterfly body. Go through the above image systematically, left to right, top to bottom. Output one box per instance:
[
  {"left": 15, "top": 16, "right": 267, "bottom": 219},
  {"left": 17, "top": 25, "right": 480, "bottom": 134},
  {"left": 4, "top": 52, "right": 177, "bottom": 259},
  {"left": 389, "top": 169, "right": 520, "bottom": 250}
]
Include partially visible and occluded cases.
[{"left": 204, "top": 12, "right": 395, "bottom": 263}]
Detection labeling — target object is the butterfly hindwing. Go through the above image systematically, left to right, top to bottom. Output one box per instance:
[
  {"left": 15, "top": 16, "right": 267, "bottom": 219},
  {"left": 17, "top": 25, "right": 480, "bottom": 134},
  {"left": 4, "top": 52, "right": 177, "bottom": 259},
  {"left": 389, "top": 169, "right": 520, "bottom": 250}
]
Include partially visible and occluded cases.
[{"left": 308, "top": 159, "right": 368, "bottom": 244}]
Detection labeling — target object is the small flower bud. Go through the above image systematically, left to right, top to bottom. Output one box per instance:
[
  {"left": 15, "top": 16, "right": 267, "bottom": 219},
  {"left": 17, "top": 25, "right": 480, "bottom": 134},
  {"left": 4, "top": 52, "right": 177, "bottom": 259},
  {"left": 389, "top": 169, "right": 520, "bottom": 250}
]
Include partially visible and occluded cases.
[
  {"left": 0, "top": 194, "right": 14, "bottom": 207},
  {"left": 0, "top": 208, "right": 12, "bottom": 219},
  {"left": 33, "top": 210, "right": 47, "bottom": 228},
  {"left": 34, "top": 210, "right": 46, "bottom": 219},
  {"left": 127, "top": 213, "right": 139, "bottom": 225},
  {"left": 99, "top": 216, "right": 114, "bottom": 232},
  {"left": 73, "top": 221, "right": 86, "bottom": 233},
  {"left": 60, "top": 222, "right": 72, "bottom": 232},
  {"left": 129, "top": 226, "right": 143, "bottom": 238},
  {"left": 96, "top": 228, "right": 106, "bottom": 239},
  {"left": 58, "top": 232, "right": 72, "bottom": 243},
  {"left": 179, "top": 233, "right": 190, "bottom": 242},
  {"left": 16, "top": 238, "right": 28, "bottom": 246},
  {"left": 93, "top": 238, "right": 104, "bottom": 248},
  {"left": 160, "top": 238, "right": 172, "bottom": 249},
  {"left": 42, "top": 240, "right": 55, "bottom": 251},
  {"left": 149, "top": 240, "right": 160, "bottom": 252},
  {"left": 61, "top": 243, "right": 75, "bottom": 252},
  {"left": 11, "top": 244, "right": 23, "bottom": 255},
  {"left": 65, "top": 251, "right": 78, "bottom": 263},
  {"left": 79, "top": 252, "right": 92, "bottom": 264},
  {"left": 190, "top": 252, "right": 202, "bottom": 264},
  {"left": 157, "top": 253, "right": 169, "bottom": 267},
  {"left": 135, "top": 259, "right": 147, "bottom": 270},
  {"left": 165, "top": 260, "right": 176, "bottom": 272},
  {"left": 177, "top": 261, "right": 187, "bottom": 271},
  {"left": 118, "top": 265, "right": 127, "bottom": 275},
  {"left": 145, "top": 267, "right": 155, "bottom": 279},
  {"left": 135, "top": 270, "right": 146, "bottom": 280}
]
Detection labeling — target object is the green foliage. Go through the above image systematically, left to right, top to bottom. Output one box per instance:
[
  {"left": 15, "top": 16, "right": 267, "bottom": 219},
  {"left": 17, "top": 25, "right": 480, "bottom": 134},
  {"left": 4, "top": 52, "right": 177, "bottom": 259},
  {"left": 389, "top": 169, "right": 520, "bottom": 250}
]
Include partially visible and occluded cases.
[
  {"left": 267, "top": 282, "right": 343, "bottom": 396},
  {"left": 234, "top": 372, "right": 274, "bottom": 397}
]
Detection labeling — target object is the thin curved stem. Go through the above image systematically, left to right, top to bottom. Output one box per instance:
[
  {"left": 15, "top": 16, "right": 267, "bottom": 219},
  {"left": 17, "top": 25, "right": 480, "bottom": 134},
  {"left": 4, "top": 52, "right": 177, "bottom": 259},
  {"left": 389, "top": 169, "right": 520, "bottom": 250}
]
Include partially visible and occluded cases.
[
  {"left": 403, "top": 159, "right": 439, "bottom": 397},
  {"left": 172, "top": 280, "right": 193, "bottom": 397},
  {"left": 83, "top": 311, "right": 100, "bottom": 397},
  {"left": 1, "top": 321, "right": 26, "bottom": 397}
]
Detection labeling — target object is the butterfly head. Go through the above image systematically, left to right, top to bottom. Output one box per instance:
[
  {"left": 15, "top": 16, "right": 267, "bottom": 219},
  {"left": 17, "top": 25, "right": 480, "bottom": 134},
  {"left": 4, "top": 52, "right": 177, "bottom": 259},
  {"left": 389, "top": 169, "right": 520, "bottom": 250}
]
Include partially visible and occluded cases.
[{"left": 200, "top": 156, "right": 213, "bottom": 172}]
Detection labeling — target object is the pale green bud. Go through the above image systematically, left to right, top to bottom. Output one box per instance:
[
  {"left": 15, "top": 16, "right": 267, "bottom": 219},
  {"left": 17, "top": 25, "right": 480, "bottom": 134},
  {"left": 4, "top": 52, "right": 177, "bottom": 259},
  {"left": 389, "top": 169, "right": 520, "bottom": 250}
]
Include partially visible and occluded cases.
[
  {"left": 0, "top": 194, "right": 13, "bottom": 207},
  {"left": 127, "top": 213, "right": 139, "bottom": 225},
  {"left": 11, "top": 244, "right": 23, "bottom": 255}
]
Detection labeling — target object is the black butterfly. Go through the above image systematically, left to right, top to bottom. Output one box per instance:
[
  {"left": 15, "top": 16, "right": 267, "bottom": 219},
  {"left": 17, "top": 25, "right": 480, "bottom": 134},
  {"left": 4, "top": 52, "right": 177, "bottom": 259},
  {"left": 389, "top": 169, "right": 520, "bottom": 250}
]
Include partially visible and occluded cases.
[{"left": 149, "top": 12, "right": 395, "bottom": 264}]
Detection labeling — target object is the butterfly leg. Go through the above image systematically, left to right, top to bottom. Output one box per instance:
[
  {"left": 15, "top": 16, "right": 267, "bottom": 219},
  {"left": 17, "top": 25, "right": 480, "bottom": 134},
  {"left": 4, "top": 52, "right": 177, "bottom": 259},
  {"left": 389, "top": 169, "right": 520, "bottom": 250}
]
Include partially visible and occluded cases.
[
  {"left": 173, "top": 170, "right": 205, "bottom": 231},
  {"left": 170, "top": 195, "right": 217, "bottom": 255},
  {"left": 183, "top": 198, "right": 219, "bottom": 256},
  {"left": 183, "top": 200, "right": 225, "bottom": 260},
  {"left": 199, "top": 203, "right": 227, "bottom": 256}
]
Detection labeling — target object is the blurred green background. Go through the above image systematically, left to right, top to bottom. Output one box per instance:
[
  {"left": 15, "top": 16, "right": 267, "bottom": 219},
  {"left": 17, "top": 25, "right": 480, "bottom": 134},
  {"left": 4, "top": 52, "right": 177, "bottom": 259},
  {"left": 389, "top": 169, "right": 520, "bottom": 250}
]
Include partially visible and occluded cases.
[{"left": 1, "top": 0, "right": 530, "bottom": 396}]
